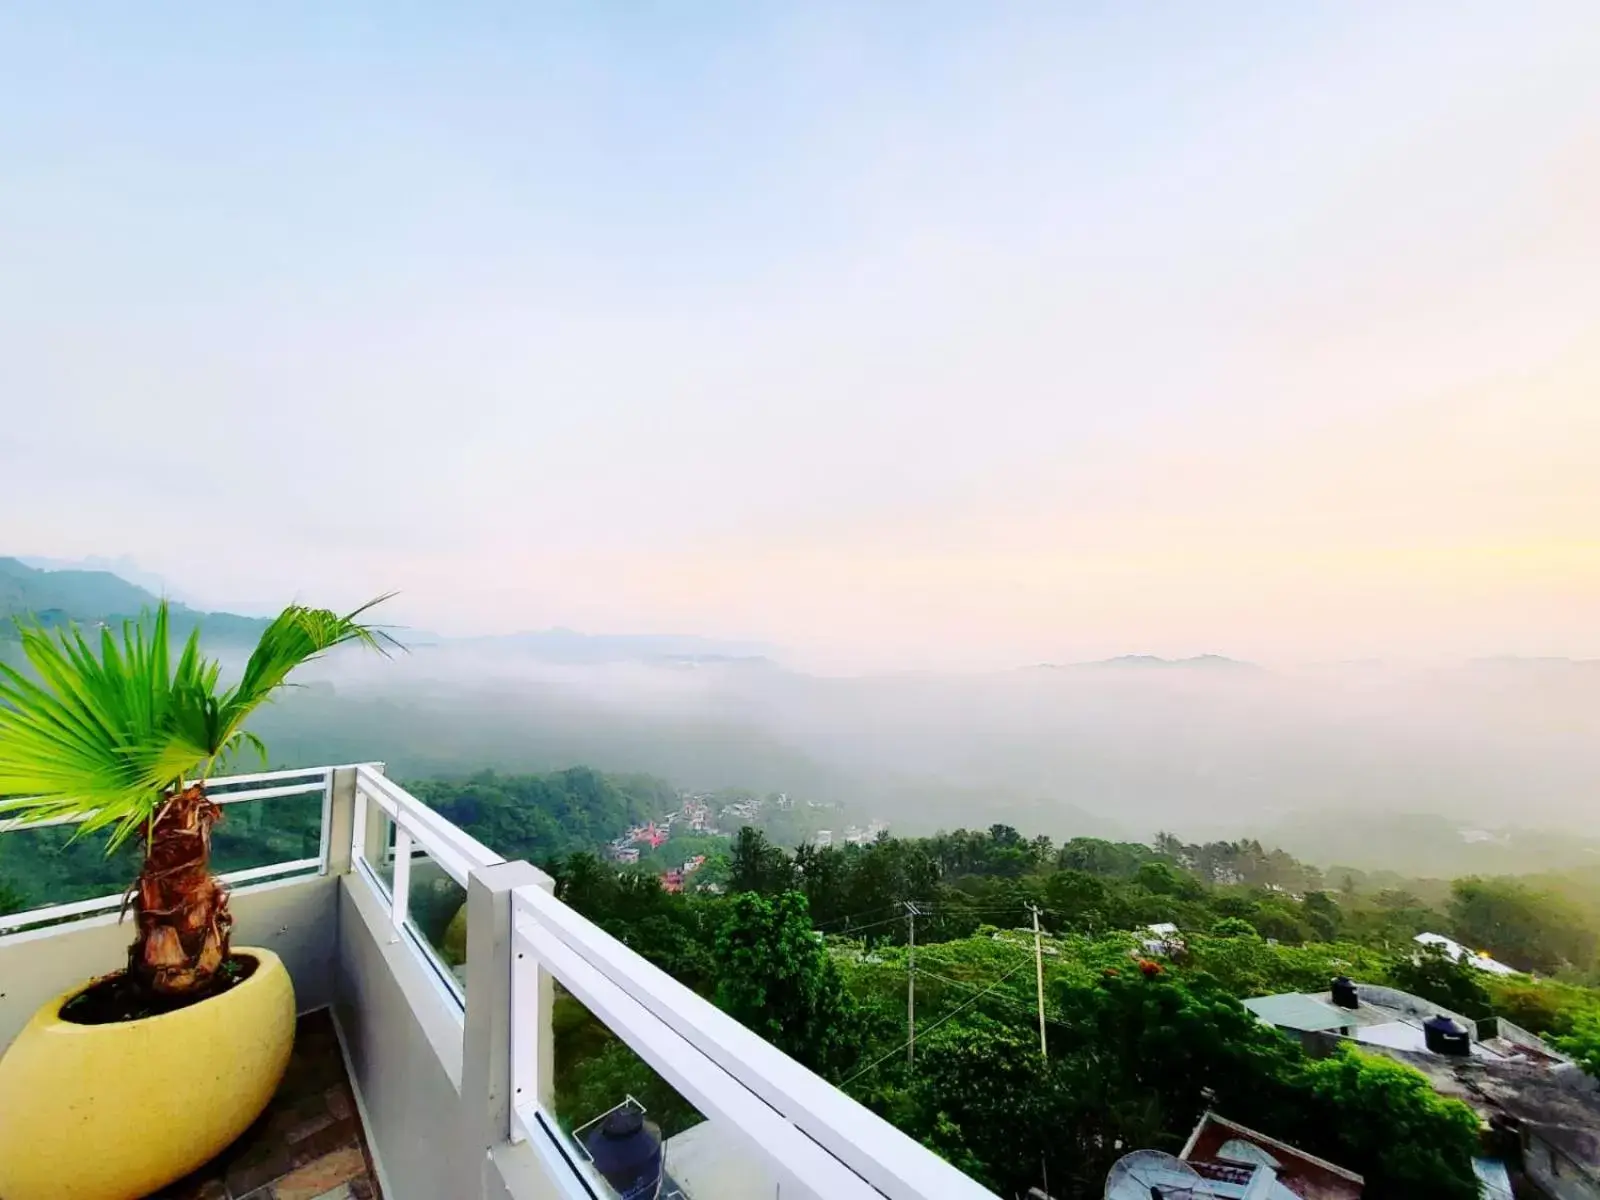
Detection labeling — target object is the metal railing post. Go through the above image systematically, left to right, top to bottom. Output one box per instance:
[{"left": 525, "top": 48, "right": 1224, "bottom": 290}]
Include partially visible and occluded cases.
[
  {"left": 324, "top": 766, "right": 359, "bottom": 875},
  {"left": 461, "top": 861, "right": 553, "bottom": 1197}
]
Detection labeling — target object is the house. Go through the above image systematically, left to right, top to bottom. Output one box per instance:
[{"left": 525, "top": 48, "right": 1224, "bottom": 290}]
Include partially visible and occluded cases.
[
  {"left": 1141, "top": 921, "right": 1185, "bottom": 956},
  {"left": 1415, "top": 932, "right": 1521, "bottom": 977},
  {"left": 1241, "top": 980, "right": 1566, "bottom": 1065},
  {"left": 1244, "top": 980, "right": 1596, "bottom": 1200},
  {"left": 1347, "top": 1044, "right": 1600, "bottom": 1200},
  {"left": 1180, "top": 1111, "right": 1364, "bottom": 1199}
]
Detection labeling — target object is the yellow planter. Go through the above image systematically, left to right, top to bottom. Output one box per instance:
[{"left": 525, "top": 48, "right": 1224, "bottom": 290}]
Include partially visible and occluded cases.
[{"left": 0, "top": 946, "right": 295, "bottom": 1200}]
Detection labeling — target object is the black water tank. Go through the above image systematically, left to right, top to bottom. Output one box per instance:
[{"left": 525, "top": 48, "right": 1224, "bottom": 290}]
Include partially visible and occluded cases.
[
  {"left": 1330, "top": 976, "right": 1359, "bottom": 1010},
  {"left": 1424, "top": 1015, "right": 1472, "bottom": 1057},
  {"left": 584, "top": 1108, "right": 663, "bottom": 1198}
]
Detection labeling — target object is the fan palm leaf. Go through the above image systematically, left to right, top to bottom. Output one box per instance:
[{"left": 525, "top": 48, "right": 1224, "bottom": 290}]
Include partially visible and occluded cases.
[{"left": 0, "top": 596, "right": 397, "bottom": 849}]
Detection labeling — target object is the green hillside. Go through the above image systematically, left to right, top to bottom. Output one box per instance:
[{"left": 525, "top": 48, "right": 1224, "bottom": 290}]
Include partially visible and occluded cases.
[{"left": 0, "top": 557, "right": 268, "bottom": 645}]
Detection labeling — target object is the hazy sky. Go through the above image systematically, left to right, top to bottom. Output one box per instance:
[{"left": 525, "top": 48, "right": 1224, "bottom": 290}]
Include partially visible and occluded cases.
[{"left": 3, "top": 4, "right": 1597, "bottom": 670}]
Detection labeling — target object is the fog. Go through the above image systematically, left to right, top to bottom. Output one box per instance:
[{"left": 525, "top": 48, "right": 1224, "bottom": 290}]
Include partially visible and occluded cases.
[
  {"left": 5, "top": 7, "right": 1597, "bottom": 871},
  {"left": 266, "top": 637, "right": 1600, "bottom": 854}
]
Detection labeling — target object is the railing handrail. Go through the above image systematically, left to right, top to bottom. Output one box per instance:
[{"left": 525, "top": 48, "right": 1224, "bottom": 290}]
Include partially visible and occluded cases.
[
  {"left": 0, "top": 763, "right": 376, "bottom": 833},
  {"left": 0, "top": 764, "right": 344, "bottom": 934},
  {"left": 353, "top": 766, "right": 503, "bottom": 888},
  {"left": 511, "top": 882, "right": 999, "bottom": 1200},
  {"left": 512, "top": 903, "right": 881, "bottom": 1199}
]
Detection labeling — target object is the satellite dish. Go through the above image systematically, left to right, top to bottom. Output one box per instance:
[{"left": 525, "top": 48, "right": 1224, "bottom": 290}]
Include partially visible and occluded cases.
[{"left": 1104, "top": 1150, "right": 1218, "bottom": 1199}]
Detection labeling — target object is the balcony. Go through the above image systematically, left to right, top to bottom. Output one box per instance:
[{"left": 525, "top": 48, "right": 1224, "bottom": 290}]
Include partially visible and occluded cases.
[{"left": 0, "top": 764, "right": 1000, "bottom": 1200}]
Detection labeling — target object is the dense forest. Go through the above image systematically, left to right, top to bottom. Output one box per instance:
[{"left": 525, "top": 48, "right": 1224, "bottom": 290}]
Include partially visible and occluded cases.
[
  {"left": 7, "top": 764, "right": 1600, "bottom": 1197},
  {"left": 0, "top": 767, "right": 680, "bottom": 915},
  {"left": 538, "top": 821, "right": 1600, "bottom": 1199}
]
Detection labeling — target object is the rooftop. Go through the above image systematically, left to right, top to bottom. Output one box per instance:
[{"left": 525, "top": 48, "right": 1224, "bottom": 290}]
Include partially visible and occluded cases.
[
  {"left": 0, "top": 763, "right": 999, "bottom": 1200},
  {"left": 1414, "top": 932, "right": 1521, "bottom": 978},
  {"left": 1242, "top": 981, "right": 1568, "bottom": 1066},
  {"left": 1355, "top": 1041, "right": 1600, "bottom": 1191},
  {"left": 1181, "top": 1111, "right": 1364, "bottom": 1200}
]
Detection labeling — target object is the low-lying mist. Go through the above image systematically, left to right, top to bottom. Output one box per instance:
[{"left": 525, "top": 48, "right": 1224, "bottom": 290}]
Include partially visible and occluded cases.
[{"left": 256, "top": 637, "right": 1600, "bottom": 867}]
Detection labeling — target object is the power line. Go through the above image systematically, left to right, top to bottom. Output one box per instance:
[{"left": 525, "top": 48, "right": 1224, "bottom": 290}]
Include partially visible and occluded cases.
[
  {"left": 812, "top": 905, "right": 905, "bottom": 930},
  {"left": 817, "top": 912, "right": 909, "bottom": 937},
  {"left": 852, "top": 950, "right": 1081, "bottom": 1033},
  {"left": 840, "top": 959, "right": 1034, "bottom": 1088}
]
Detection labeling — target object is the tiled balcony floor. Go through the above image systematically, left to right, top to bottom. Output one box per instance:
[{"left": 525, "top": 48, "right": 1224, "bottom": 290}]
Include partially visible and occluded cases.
[{"left": 151, "top": 1010, "right": 381, "bottom": 1200}]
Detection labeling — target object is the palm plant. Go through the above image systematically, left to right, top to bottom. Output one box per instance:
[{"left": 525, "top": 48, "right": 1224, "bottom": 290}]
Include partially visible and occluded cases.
[{"left": 0, "top": 598, "right": 394, "bottom": 1000}]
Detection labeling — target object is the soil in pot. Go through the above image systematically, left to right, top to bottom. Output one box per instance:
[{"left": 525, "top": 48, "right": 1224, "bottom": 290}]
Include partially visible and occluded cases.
[{"left": 60, "top": 953, "right": 260, "bottom": 1025}]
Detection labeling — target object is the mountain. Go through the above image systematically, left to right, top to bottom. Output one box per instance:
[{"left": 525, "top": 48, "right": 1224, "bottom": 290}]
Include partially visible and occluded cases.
[
  {"left": 15, "top": 554, "right": 186, "bottom": 601},
  {"left": 0, "top": 556, "right": 159, "bottom": 620},
  {"left": 0, "top": 557, "right": 270, "bottom": 645},
  {"left": 1038, "top": 654, "right": 1260, "bottom": 670}
]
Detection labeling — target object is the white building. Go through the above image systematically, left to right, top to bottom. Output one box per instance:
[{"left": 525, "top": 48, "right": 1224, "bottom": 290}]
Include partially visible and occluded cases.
[{"left": 1415, "top": 932, "right": 1521, "bottom": 977}]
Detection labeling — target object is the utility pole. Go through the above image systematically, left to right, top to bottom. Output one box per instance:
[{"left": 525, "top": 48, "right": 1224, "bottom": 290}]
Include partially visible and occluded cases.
[
  {"left": 905, "top": 900, "right": 920, "bottom": 1066},
  {"left": 1029, "top": 903, "right": 1048, "bottom": 1059}
]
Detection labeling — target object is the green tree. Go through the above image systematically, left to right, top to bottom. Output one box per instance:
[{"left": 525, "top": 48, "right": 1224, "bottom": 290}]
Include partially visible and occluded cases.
[
  {"left": 0, "top": 599, "right": 391, "bottom": 1000},
  {"left": 727, "top": 827, "right": 795, "bottom": 896},
  {"left": 1057, "top": 836, "right": 1149, "bottom": 878},
  {"left": 550, "top": 852, "right": 722, "bottom": 992},
  {"left": 1136, "top": 860, "right": 1205, "bottom": 900},
  {"left": 1043, "top": 869, "right": 1121, "bottom": 933},
  {"left": 1450, "top": 876, "right": 1598, "bottom": 973},
  {"left": 0, "top": 879, "right": 26, "bottom": 916},
  {"left": 1303, "top": 890, "right": 1343, "bottom": 941},
  {"left": 713, "top": 891, "right": 860, "bottom": 1078},
  {"left": 1210, "top": 916, "right": 1258, "bottom": 938},
  {"left": 1385, "top": 942, "right": 1492, "bottom": 1019},
  {"left": 1483, "top": 975, "right": 1600, "bottom": 1038},
  {"left": 1553, "top": 1009, "right": 1600, "bottom": 1077},
  {"left": 905, "top": 1016, "right": 1056, "bottom": 1193},
  {"left": 1298, "top": 1045, "right": 1482, "bottom": 1199}
]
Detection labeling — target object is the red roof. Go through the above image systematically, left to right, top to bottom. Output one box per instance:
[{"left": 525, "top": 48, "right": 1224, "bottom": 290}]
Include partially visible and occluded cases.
[{"left": 1181, "top": 1112, "right": 1363, "bottom": 1200}]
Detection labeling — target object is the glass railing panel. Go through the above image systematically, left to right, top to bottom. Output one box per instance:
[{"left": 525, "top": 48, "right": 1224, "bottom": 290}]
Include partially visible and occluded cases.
[
  {"left": 1, "top": 785, "right": 326, "bottom": 920},
  {"left": 208, "top": 787, "right": 324, "bottom": 875},
  {"left": 361, "top": 809, "right": 397, "bottom": 895},
  {"left": 0, "top": 823, "right": 140, "bottom": 913},
  {"left": 405, "top": 847, "right": 470, "bottom": 992},
  {"left": 551, "top": 989, "right": 782, "bottom": 1198}
]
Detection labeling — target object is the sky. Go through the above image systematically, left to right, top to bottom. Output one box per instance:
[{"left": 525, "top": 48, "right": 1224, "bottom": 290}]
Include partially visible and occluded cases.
[{"left": 2, "top": 3, "right": 1597, "bottom": 672}]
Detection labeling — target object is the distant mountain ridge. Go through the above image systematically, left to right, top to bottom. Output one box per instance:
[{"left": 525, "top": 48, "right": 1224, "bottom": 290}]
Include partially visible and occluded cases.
[
  {"left": 0, "top": 557, "right": 270, "bottom": 644},
  {"left": 0, "top": 559, "right": 773, "bottom": 665},
  {"left": 1038, "top": 653, "right": 1259, "bottom": 670}
]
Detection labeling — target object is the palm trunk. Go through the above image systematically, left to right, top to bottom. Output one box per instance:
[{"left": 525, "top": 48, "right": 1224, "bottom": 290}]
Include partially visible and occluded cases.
[{"left": 129, "top": 784, "right": 233, "bottom": 998}]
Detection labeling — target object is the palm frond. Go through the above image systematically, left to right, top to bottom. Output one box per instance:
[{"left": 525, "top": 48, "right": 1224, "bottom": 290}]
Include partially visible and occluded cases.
[{"left": 0, "top": 595, "right": 394, "bottom": 848}]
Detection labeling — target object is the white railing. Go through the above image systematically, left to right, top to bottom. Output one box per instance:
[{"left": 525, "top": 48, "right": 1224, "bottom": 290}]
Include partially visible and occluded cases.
[
  {"left": 2, "top": 763, "right": 1001, "bottom": 1199},
  {"left": 348, "top": 764, "right": 504, "bottom": 1012},
  {"left": 352, "top": 764, "right": 503, "bottom": 896},
  {"left": 0, "top": 765, "right": 340, "bottom": 934},
  {"left": 509, "top": 883, "right": 997, "bottom": 1200}
]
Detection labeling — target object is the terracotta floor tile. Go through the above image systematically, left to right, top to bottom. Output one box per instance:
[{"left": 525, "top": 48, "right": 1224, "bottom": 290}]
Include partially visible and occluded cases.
[
  {"left": 141, "top": 1010, "right": 380, "bottom": 1199},
  {"left": 326, "top": 1086, "right": 354, "bottom": 1122},
  {"left": 271, "top": 1145, "right": 367, "bottom": 1200}
]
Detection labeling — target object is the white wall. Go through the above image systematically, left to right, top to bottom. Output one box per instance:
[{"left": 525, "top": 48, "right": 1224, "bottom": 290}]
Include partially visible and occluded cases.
[
  {"left": 333, "top": 871, "right": 471, "bottom": 1200},
  {"left": 0, "top": 873, "right": 338, "bottom": 1048}
]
